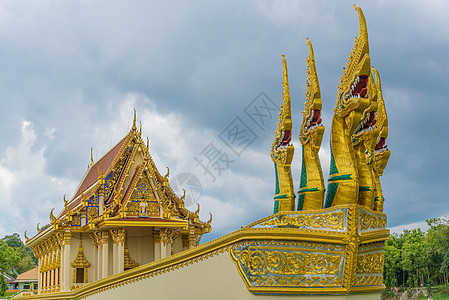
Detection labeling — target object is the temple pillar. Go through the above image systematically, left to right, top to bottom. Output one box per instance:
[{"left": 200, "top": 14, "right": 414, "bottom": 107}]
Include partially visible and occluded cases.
[
  {"left": 109, "top": 228, "right": 125, "bottom": 275},
  {"left": 159, "top": 228, "right": 175, "bottom": 259},
  {"left": 188, "top": 228, "right": 196, "bottom": 249},
  {"left": 153, "top": 229, "right": 161, "bottom": 261},
  {"left": 62, "top": 230, "right": 71, "bottom": 292},
  {"left": 101, "top": 231, "right": 109, "bottom": 278},
  {"left": 112, "top": 241, "right": 117, "bottom": 274},
  {"left": 97, "top": 243, "right": 102, "bottom": 280},
  {"left": 37, "top": 256, "right": 42, "bottom": 294},
  {"left": 50, "top": 269, "right": 54, "bottom": 291}
]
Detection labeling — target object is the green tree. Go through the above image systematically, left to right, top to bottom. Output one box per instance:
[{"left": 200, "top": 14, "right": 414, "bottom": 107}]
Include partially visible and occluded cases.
[
  {"left": 401, "top": 228, "right": 427, "bottom": 287},
  {"left": 1, "top": 233, "right": 37, "bottom": 276},
  {"left": 3, "top": 233, "right": 24, "bottom": 249},
  {"left": 384, "top": 233, "right": 401, "bottom": 288},
  {"left": 0, "top": 240, "right": 20, "bottom": 275},
  {"left": 0, "top": 275, "right": 7, "bottom": 296}
]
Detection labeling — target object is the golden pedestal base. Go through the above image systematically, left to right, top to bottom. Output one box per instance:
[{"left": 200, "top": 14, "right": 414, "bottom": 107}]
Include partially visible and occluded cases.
[{"left": 230, "top": 204, "right": 388, "bottom": 295}]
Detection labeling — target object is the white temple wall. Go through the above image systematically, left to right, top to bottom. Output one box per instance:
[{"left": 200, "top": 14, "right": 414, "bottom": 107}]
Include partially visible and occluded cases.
[
  {"left": 127, "top": 227, "right": 154, "bottom": 265},
  {"left": 172, "top": 235, "right": 183, "bottom": 254},
  {"left": 83, "top": 238, "right": 95, "bottom": 283},
  {"left": 83, "top": 250, "right": 382, "bottom": 300}
]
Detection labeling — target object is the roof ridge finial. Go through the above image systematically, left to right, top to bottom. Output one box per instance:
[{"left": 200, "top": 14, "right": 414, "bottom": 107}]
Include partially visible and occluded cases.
[
  {"left": 132, "top": 108, "right": 137, "bottom": 131},
  {"left": 139, "top": 121, "right": 142, "bottom": 135},
  {"left": 90, "top": 147, "right": 94, "bottom": 166}
]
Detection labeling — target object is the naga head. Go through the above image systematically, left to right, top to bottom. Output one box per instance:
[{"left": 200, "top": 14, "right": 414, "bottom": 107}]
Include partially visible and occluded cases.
[
  {"left": 335, "top": 5, "right": 371, "bottom": 134},
  {"left": 299, "top": 38, "right": 324, "bottom": 152},
  {"left": 271, "top": 55, "right": 294, "bottom": 165},
  {"left": 367, "top": 67, "right": 390, "bottom": 175},
  {"left": 352, "top": 72, "right": 378, "bottom": 152}
]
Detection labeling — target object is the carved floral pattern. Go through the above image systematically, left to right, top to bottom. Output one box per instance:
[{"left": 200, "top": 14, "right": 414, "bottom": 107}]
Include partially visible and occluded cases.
[
  {"left": 359, "top": 209, "right": 387, "bottom": 232},
  {"left": 258, "top": 210, "right": 345, "bottom": 230},
  {"left": 230, "top": 240, "right": 344, "bottom": 289},
  {"left": 356, "top": 252, "right": 384, "bottom": 274}
]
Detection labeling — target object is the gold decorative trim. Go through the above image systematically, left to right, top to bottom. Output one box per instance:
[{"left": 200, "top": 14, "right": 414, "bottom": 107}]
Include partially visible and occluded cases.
[
  {"left": 20, "top": 205, "right": 388, "bottom": 299},
  {"left": 97, "top": 220, "right": 188, "bottom": 229}
]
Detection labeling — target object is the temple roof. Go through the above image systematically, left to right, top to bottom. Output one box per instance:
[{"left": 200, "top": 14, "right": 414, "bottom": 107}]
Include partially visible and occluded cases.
[
  {"left": 27, "top": 112, "right": 212, "bottom": 246},
  {"left": 57, "top": 132, "right": 132, "bottom": 219},
  {"left": 73, "top": 134, "right": 130, "bottom": 201},
  {"left": 15, "top": 267, "right": 38, "bottom": 282}
]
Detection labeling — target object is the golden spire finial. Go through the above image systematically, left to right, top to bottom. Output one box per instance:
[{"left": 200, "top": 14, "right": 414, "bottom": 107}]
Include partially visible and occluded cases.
[
  {"left": 132, "top": 108, "right": 137, "bottom": 131},
  {"left": 139, "top": 121, "right": 142, "bottom": 135},
  {"left": 147, "top": 137, "right": 149, "bottom": 150},
  {"left": 90, "top": 147, "right": 94, "bottom": 166},
  {"left": 97, "top": 163, "right": 104, "bottom": 181},
  {"left": 180, "top": 189, "right": 186, "bottom": 201},
  {"left": 195, "top": 203, "right": 200, "bottom": 215},
  {"left": 50, "top": 208, "right": 56, "bottom": 222},
  {"left": 206, "top": 212, "right": 212, "bottom": 225}
]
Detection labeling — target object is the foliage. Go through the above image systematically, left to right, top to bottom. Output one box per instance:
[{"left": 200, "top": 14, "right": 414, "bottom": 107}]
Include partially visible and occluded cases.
[
  {"left": 384, "top": 217, "right": 449, "bottom": 290},
  {"left": 0, "top": 233, "right": 37, "bottom": 277},
  {"left": 0, "top": 240, "right": 20, "bottom": 275},
  {"left": 0, "top": 275, "right": 7, "bottom": 296}
]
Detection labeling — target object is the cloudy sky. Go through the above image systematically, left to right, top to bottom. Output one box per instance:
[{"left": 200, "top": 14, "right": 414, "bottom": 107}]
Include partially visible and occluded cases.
[{"left": 0, "top": 0, "right": 448, "bottom": 243}]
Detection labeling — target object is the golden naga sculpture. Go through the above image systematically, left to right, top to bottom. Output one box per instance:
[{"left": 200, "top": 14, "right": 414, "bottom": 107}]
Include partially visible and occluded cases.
[
  {"left": 323, "top": 4, "right": 372, "bottom": 208},
  {"left": 273, "top": 5, "right": 389, "bottom": 212},
  {"left": 258, "top": 8, "right": 390, "bottom": 295},
  {"left": 297, "top": 39, "right": 325, "bottom": 211},
  {"left": 270, "top": 55, "right": 295, "bottom": 213},
  {"left": 367, "top": 67, "right": 390, "bottom": 212},
  {"left": 351, "top": 71, "right": 378, "bottom": 210}
]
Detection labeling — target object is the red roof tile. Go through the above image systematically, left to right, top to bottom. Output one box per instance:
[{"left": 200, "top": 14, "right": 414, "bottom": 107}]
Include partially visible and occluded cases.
[
  {"left": 57, "top": 132, "right": 132, "bottom": 219},
  {"left": 72, "top": 134, "right": 130, "bottom": 200}
]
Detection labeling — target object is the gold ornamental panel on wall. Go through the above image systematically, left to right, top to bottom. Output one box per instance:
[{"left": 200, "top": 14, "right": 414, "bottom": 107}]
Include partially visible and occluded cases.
[
  {"left": 230, "top": 204, "right": 389, "bottom": 295},
  {"left": 250, "top": 206, "right": 348, "bottom": 232},
  {"left": 230, "top": 240, "right": 345, "bottom": 291}
]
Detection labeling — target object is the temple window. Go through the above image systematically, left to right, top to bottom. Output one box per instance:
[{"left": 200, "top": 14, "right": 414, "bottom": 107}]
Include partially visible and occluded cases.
[{"left": 71, "top": 236, "right": 91, "bottom": 284}]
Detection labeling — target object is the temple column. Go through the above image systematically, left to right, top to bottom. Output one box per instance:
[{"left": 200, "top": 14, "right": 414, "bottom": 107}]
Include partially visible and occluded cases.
[
  {"left": 109, "top": 228, "right": 125, "bottom": 274},
  {"left": 159, "top": 228, "right": 174, "bottom": 259},
  {"left": 188, "top": 228, "right": 197, "bottom": 249},
  {"left": 153, "top": 229, "right": 161, "bottom": 261},
  {"left": 62, "top": 230, "right": 71, "bottom": 292},
  {"left": 89, "top": 231, "right": 103, "bottom": 281},
  {"left": 101, "top": 231, "right": 109, "bottom": 278},
  {"left": 160, "top": 241, "right": 170, "bottom": 259},
  {"left": 97, "top": 243, "right": 102, "bottom": 280},
  {"left": 37, "top": 256, "right": 42, "bottom": 294},
  {"left": 56, "top": 268, "right": 60, "bottom": 291},
  {"left": 50, "top": 269, "right": 54, "bottom": 292}
]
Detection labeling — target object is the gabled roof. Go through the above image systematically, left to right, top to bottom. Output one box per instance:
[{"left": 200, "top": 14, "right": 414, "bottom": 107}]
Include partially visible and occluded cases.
[
  {"left": 57, "top": 132, "right": 132, "bottom": 219},
  {"left": 72, "top": 134, "right": 130, "bottom": 201},
  {"left": 15, "top": 267, "right": 38, "bottom": 282},
  {"left": 0, "top": 271, "right": 15, "bottom": 283}
]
